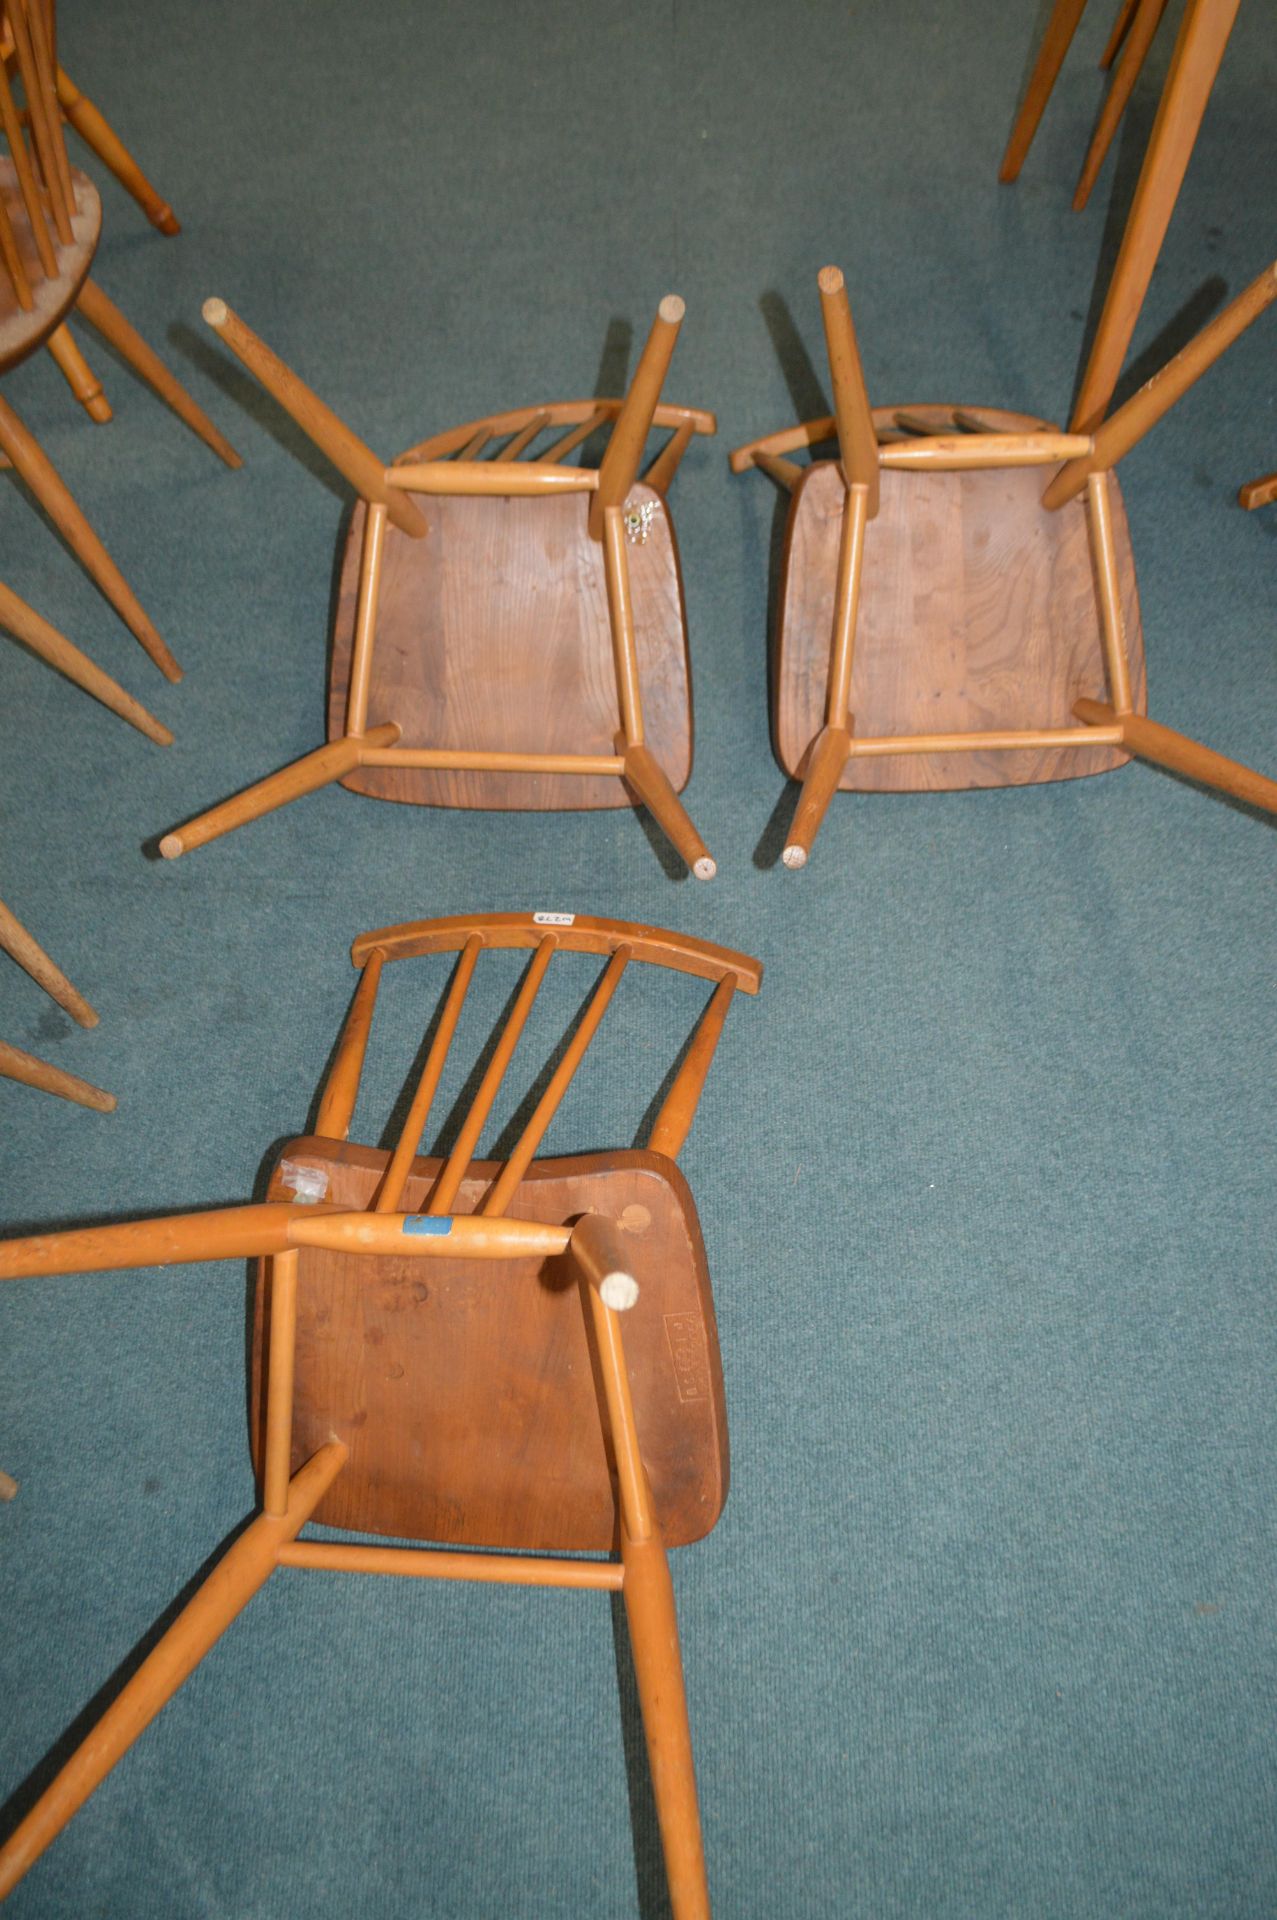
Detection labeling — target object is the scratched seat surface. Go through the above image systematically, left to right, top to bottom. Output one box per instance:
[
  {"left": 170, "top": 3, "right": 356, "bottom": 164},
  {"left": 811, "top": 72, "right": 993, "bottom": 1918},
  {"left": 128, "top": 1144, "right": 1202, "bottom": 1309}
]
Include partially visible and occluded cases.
[{"left": 253, "top": 1135, "right": 728, "bottom": 1552}]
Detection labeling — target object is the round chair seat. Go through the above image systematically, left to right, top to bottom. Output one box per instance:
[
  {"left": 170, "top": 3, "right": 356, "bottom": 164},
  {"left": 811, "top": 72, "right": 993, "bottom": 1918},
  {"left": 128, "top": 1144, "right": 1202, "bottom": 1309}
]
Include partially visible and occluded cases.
[{"left": 0, "top": 159, "right": 99, "bottom": 371}]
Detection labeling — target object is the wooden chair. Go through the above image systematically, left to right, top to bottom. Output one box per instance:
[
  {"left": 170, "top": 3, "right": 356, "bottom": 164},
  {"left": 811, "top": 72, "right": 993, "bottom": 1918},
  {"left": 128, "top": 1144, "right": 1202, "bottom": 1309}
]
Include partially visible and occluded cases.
[
  {"left": 0, "top": 0, "right": 239, "bottom": 684},
  {"left": 1000, "top": 0, "right": 1243, "bottom": 432},
  {"left": 731, "top": 264, "right": 1277, "bottom": 868},
  {"left": 158, "top": 296, "right": 719, "bottom": 878},
  {"left": 0, "top": 890, "right": 114, "bottom": 1110},
  {"left": 0, "top": 910, "right": 761, "bottom": 1915}
]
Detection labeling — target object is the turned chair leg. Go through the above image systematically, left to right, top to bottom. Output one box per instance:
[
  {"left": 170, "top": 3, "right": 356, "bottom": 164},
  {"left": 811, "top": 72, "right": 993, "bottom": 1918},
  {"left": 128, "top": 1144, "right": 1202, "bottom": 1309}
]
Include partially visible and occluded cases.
[
  {"left": 54, "top": 64, "right": 180, "bottom": 234},
  {"left": 76, "top": 279, "right": 242, "bottom": 468},
  {"left": 45, "top": 323, "right": 112, "bottom": 422},
  {"left": 0, "top": 391, "right": 180, "bottom": 681},
  {"left": 159, "top": 722, "right": 401, "bottom": 857},
  {"left": 783, "top": 725, "right": 853, "bottom": 869},
  {"left": 0, "top": 1441, "right": 346, "bottom": 1903}
]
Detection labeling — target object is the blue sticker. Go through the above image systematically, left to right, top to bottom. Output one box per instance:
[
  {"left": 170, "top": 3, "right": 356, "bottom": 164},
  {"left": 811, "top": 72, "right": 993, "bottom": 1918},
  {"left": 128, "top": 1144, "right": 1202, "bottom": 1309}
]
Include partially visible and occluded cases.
[{"left": 403, "top": 1215, "right": 453, "bottom": 1236}]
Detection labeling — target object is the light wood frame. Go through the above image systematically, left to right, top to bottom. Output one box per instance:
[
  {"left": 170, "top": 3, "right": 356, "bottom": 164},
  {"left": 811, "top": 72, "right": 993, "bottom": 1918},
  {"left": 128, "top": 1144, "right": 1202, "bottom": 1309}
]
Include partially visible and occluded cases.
[
  {"left": 731, "top": 264, "right": 1277, "bottom": 867},
  {"left": 160, "top": 299, "right": 719, "bottom": 878},
  {"left": 0, "top": 912, "right": 761, "bottom": 1915}
]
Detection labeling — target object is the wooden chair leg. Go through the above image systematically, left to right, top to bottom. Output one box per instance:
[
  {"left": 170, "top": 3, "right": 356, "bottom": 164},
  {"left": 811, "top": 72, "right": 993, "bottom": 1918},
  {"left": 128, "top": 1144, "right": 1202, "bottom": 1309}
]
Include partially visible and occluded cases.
[
  {"left": 999, "top": 0, "right": 1091, "bottom": 182},
  {"left": 1071, "top": 0, "right": 1242, "bottom": 431},
  {"left": 1073, "top": 0, "right": 1171, "bottom": 210},
  {"left": 1100, "top": 0, "right": 1141, "bottom": 67},
  {"left": 54, "top": 64, "right": 179, "bottom": 233},
  {"left": 76, "top": 279, "right": 242, "bottom": 468},
  {"left": 45, "top": 323, "right": 112, "bottom": 422},
  {"left": 0, "top": 391, "right": 180, "bottom": 681},
  {"left": 1239, "top": 471, "right": 1277, "bottom": 511},
  {"left": 0, "top": 579, "right": 171, "bottom": 743},
  {"left": 1075, "top": 699, "right": 1277, "bottom": 812},
  {"left": 158, "top": 722, "right": 400, "bottom": 858},
  {"left": 782, "top": 725, "right": 852, "bottom": 870},
  {"left": 622, "top": 744, "right": 716, "bottom": 880},
  {"left": 0, "top": 895, "right": 97, "bottom": 1026},
  {"left": 0, "top": 1039, "right": 114, "bottom": 1111},
  {"left": 0, "top": 1441, "right": 346, "bottom": 1903},
  {"left": 621, "top": 1526, "right": 712, "bottom": 1920}
]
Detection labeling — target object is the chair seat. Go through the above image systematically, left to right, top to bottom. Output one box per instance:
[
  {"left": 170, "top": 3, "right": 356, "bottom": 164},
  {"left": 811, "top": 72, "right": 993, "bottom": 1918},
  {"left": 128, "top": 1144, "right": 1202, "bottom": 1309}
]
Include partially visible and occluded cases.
[
  {"left": 0, "top": 160, "right": 99, "bottom": 370},
  {"left": 774, "top": 404, "right": 1148, "bottom": 792},
  {"left": 328, "top": 480, "right": 693, "bottom": 809},
  {"left": 253, "top": 1136, "right": 728, "bottom": 1551}
]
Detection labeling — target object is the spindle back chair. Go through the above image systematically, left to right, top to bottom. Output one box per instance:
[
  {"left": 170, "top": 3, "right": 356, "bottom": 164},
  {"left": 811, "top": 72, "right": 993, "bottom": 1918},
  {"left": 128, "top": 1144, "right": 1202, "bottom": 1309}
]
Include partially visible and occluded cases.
[
  {"left": 0, "top": 0, "right": 238, "bottom": 684},
  {"left": 731, "top": 263, "right": 1277, "bottom": 868},
  {"left": 160, "top": 297, "right": 719, "bottom": 878},
  {"left": 0, "top": 912, "right": 761, "bottom": 1918}
]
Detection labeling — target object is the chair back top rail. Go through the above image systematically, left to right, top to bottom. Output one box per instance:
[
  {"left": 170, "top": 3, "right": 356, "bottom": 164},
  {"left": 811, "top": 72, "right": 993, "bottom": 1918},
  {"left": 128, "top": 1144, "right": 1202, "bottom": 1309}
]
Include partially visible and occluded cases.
[
  {"left": 394, "top": 396, "right": 717, "bottom": 466},
  {"left": 350, "top": 911, "right": 762, "bottom": 992}
]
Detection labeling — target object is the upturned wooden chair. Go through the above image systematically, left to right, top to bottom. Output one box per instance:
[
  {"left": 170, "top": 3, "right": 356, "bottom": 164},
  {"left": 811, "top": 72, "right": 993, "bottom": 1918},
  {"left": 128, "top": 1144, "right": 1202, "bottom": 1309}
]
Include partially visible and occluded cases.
[
  {"left": 0, "top": 0, "right": 238, "bottom": 684},
  {"left": 731, "top": 264, "right": 1277, "bottom": 868},
  {"left": 159, "top": 296, "right": 719, "bottom": 878},
  {"left": 0, "top": 890, "right": 114, "bottom": 1110},
  {"left": 0, "top": 911, "right": 761, "bottom": 1916}
]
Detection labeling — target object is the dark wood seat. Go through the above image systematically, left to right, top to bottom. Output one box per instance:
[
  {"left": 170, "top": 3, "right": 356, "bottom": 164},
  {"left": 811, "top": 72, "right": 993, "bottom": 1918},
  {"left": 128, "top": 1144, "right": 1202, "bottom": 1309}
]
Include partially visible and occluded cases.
[
  {"left": 0, "top": 913, "right": 761, "bottom": 1918},
  {"left": 256, "top": 1138, "right": 726, "bottom": 1550}
]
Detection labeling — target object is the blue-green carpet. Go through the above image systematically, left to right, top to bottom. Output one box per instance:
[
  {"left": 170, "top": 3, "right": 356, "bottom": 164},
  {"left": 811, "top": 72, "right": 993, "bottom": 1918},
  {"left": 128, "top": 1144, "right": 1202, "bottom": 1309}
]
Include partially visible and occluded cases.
[{"left": 1, "top": 1, "right": 1274, "bottom": 1912}]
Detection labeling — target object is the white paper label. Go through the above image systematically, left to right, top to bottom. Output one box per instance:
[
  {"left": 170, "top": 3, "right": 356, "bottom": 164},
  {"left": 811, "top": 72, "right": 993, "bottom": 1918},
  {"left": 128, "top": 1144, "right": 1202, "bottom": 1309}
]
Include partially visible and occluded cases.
[{"left": 533, "top": 911, "right": 575, "bottom": 926}]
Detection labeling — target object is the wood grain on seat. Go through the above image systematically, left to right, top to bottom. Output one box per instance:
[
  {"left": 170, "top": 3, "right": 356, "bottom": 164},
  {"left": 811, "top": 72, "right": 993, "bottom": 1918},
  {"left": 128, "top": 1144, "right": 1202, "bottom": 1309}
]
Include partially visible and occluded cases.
[
  {"left": 774, "top": 404, "right": 1148, "bottom": 792},
  {"left": 328, "top": 480, "right": 692, "bottom": 809},
  {"left": 253, "top": 1137, "right": 727, "bottom": 1551}
]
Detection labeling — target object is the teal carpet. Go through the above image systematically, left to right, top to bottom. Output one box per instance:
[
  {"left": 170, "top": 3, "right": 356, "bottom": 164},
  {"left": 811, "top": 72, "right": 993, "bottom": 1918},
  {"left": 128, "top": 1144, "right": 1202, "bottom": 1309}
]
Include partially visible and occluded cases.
[{"left": 1, "top": 1, "right": 1275, "bottom": 1912}]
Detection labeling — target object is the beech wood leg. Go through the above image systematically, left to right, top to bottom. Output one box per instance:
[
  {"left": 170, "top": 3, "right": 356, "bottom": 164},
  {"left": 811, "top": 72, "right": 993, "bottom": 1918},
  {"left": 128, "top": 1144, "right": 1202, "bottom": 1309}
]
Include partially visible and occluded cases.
[
  {"left": 999, "top": 0, "right": 1091, "bottom": 182},
  {"left": 1071, "top": 0, "right": 1243, "bottom": 431},
  {"left": 1073, "top": 0, "right": 1171, "bottom": 210},
  {"left": 1100, "top": 0, "right": 1141, "bottom": 67},
  {"left": 54, "top": 65, "right": 180, "bottom": 233},
  {"left": 76, "top": 280, "right": 242, "bottom": 468},
  {"left": 45, "top": 323, "right": 112, "bottom": 422},
  {"left": 0, "top": 392, "right": 180, "bottom": 681},
  {"left": 1239, "top": 472, "right": 1277, "bottom": 511},
  {"left": 0, "top": 579, "right": 172, "bottom": 743},
  {"left": 1075, "top": 699, "right": 1277, "bottom": 812},
  {"left": 159, "top": 722, "right": 400, "bottom": 857},
  {"left": 782, "top": 725, "right": 852, "bottom": 870},
  {"left": 622, "top": 744, "right": 716, "bottom": 879},
  {"left": 0, "top": 896, "right": 97, "bottom": 1026},
  {"left": 0, "top": 1040, "right": 115, "bottom": 1111},
  {"left": 0, "top": 1442, "right": 347, "bottom": 1902},
  {"left": 622, "top": 1526, "right": 711, "bottom": 1920}
]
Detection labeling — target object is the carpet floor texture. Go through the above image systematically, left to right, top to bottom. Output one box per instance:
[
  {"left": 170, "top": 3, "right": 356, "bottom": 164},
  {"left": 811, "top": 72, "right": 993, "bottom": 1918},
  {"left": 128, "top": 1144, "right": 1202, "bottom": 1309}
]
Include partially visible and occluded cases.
[{"left": 1, "top": 1, "right": 1275, "bottom": 1913}]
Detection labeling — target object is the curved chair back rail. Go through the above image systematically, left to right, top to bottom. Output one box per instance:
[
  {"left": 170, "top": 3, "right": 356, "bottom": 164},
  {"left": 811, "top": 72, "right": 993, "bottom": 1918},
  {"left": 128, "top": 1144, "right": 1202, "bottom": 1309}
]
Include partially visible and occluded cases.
[
  {"left": 395, "top": 394, "right": 717, "bottom": 472},
  {"left": 350, "top": 909, "right": 762, "bottom": 990}
]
